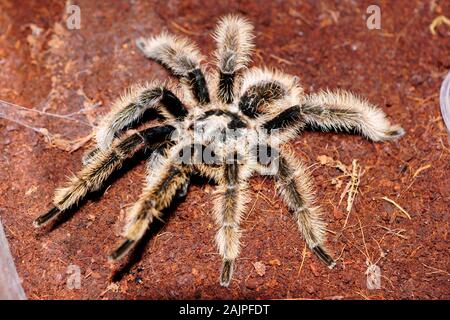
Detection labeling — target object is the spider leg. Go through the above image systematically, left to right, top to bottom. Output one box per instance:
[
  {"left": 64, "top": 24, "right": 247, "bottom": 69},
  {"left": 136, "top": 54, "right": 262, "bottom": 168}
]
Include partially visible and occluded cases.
[
  {"left": 213, "top": 15, "right": 254, "bottom": 104},
  {"left": 136, "top": 33, "right": 210, "bottom": 105},
  {"left": 238, "top": 68, "right": 302, "bottom": 118},
  {"left": 89, "top": 82, "right": 187, "bottom": 158},
  {"left": 302, "top": 89, "right": 405, "bottom": 141},
  {"left": 261, "top": 105, "right": 305, "bottom": 142},
  {"left": 262, "top": 105, "right": 303, "bottom": 133},
  {"left": 33, "top": 125, "right": 175, "bottom": 227},
  {"left": 254, "top": 144, "right": 335, "bottom": 268},
  {"left": 146, "top": 145, "right": 191, "bottom": 199},
  {"left": 213, "top": 152, "right": 249, "bottom": 287},
  {"left": 109, "top": 155, "right": 191, "bottom": 260},
  {"left": 194, "top": 163, "right": 222, "bottom": 183},
  {"left": 176, "top": 176, "right": 190, "bottom": 199}
]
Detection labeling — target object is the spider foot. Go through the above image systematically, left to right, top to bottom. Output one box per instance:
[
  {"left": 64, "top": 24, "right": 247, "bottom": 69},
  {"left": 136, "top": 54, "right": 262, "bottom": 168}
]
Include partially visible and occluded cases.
[
  {"left": 384, "top": 126, "right": 405, "bottom": 140},
  {"left": 176, "top": 177, "right": 190, "bottom": 199},
  {"left": 33, "top": 206, "right": 60, "bottom": 228},
  {"left": 109, "top": 239, "right": 136, "bottom": 262},
  {"left": 313, "top": 245, "right": 336, "bottom": 269},
  {"left": 220, "top": 259, "right": 234, "bottom": 287}
]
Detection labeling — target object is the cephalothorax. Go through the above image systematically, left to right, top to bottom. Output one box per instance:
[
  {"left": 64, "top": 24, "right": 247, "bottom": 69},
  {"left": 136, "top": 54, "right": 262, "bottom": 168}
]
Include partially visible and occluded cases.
[{"left": 34, "top": 15, "right": 404, "bottom": 287}]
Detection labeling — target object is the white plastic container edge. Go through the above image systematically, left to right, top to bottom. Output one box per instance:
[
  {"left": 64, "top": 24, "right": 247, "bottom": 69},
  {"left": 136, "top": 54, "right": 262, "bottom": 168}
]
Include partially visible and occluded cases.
[
  {"left": 440, "top": 71, "right": 450, "bottom": 134},
  {"left": 0, "top": 219, "right": 27, "bottom": 300}
]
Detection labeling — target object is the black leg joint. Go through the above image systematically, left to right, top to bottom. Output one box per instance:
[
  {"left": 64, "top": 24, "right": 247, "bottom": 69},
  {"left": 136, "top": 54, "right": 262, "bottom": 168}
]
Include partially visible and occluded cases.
[
  {"left": 187, "top": 68, "right": 210, "bottom": 105},
  {"left": 219, "top": 72, "right": 235, "bottom": 104},
  {"left": 160, "top": 89, "right": 189, "bottom": 119},
  {"left": 263, "top": 105, "right": 303, "bottom": 133},
  {"left": 141, "top": 124, "right": 176, "bottom": 146}
]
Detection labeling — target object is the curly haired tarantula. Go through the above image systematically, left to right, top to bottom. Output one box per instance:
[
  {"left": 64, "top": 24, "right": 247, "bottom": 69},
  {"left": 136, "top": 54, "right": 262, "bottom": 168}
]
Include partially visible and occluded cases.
[{"left": 34, "top": 15, "right": 404, "bottom": 287}]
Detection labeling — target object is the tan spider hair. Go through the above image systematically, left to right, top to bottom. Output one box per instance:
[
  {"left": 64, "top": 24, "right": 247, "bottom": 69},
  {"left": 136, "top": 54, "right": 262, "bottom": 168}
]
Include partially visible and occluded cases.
[{"left": 34, "top": 14, "right": 404, "bottom": 288}]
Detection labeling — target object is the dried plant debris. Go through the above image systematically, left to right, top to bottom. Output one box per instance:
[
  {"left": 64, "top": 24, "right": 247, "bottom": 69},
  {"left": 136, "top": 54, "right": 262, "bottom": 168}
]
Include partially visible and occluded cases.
[
  {"left": 429, "top": 15, "right": 450, "bottom": 35},
  {"left": 0, "top": 98, "right": 94, "bottom": 152},
  {"left": 42, "top": 129, "right": 94, "bottom": 153},
  {"left": 317, "top": 155, "right": 363, "bottom": 227},
  {"left": 380, "top": 196, "right": 412, "bottom": 220},
  {"left": 252, "top": 261, "right": 266, "bottom": 277}
]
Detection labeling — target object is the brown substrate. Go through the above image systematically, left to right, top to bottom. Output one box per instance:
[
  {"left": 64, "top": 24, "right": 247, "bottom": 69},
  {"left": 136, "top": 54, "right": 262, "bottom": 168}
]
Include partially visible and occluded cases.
[{"left": 0, "top": 0, "right": 449, "bottom": 299}]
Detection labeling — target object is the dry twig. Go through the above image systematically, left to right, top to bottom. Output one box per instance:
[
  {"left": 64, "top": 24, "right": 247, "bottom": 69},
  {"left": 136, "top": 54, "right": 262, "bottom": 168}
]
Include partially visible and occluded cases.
[
  {"left": 430, "top": 15, "right": 450, "bottom": 35},
  {"left": 317, "top": 155, "right": 363, "bottom": 227},
  {"left": 381, "top": 196, "right": 412, "bottom": 220}
]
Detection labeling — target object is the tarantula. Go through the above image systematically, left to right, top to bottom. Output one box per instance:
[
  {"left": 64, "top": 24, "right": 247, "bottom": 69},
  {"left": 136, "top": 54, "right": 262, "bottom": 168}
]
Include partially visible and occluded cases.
[{"left": 34, "top": 15, "right": 404, "bottom": 287}]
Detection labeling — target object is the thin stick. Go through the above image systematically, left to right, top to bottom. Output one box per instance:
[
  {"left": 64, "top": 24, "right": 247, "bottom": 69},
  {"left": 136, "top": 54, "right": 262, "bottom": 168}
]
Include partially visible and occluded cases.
[
  {"left": 429, "top": 15, "right": 450, "bottom": 35},
  {"left": 170, "top": 21, "right": 201, "bottom": 36},
  {"left": 269, "top": 54, "right": 293, "bottom": 65},
  {"left": 412, "top": 164, "right": 431, "bottom": 179},
  {"left": 381, "top": 196, "right": 412, "bottom": 220},
  {"left": 356, "top": 215, "right": 371, "bottom": 263},
  {"left": 296, "top": 244, "right": 307, "bottom": 278},
  {"left": 422, "top": 263, "right": 450, "bottom": 276}
]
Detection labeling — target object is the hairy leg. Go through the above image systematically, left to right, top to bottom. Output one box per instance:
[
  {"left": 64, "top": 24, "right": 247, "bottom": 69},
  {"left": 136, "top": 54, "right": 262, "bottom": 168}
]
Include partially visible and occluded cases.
[
  {"left": 213, "top": 15, "right": 254, "bottom": 104},
  {"left": 136, "top": 33, "right": 210, "bottom": 105},
  {"left": 237, "top": 68, "right": 303, "bottom": 118},
  {"left": 93, "top": 82, "right": 186, "bottom": 152},
  {"left": 302, "top": 89, "right": 404, "bottom": 141},
  {"left": 259, "top": 105, "right": 305, "bottom": 143},
  {"left": 33, "top": 125, "right": 175, "bottom": 227},
  {"left": 256, "top": 145, "right": 335, "bottom": 267},
  {"left": 213, "top": 153, "right": 249, "bottom": 286},
  {"left": 109, "top": 156, "right": 190, "bottom": 260}
]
